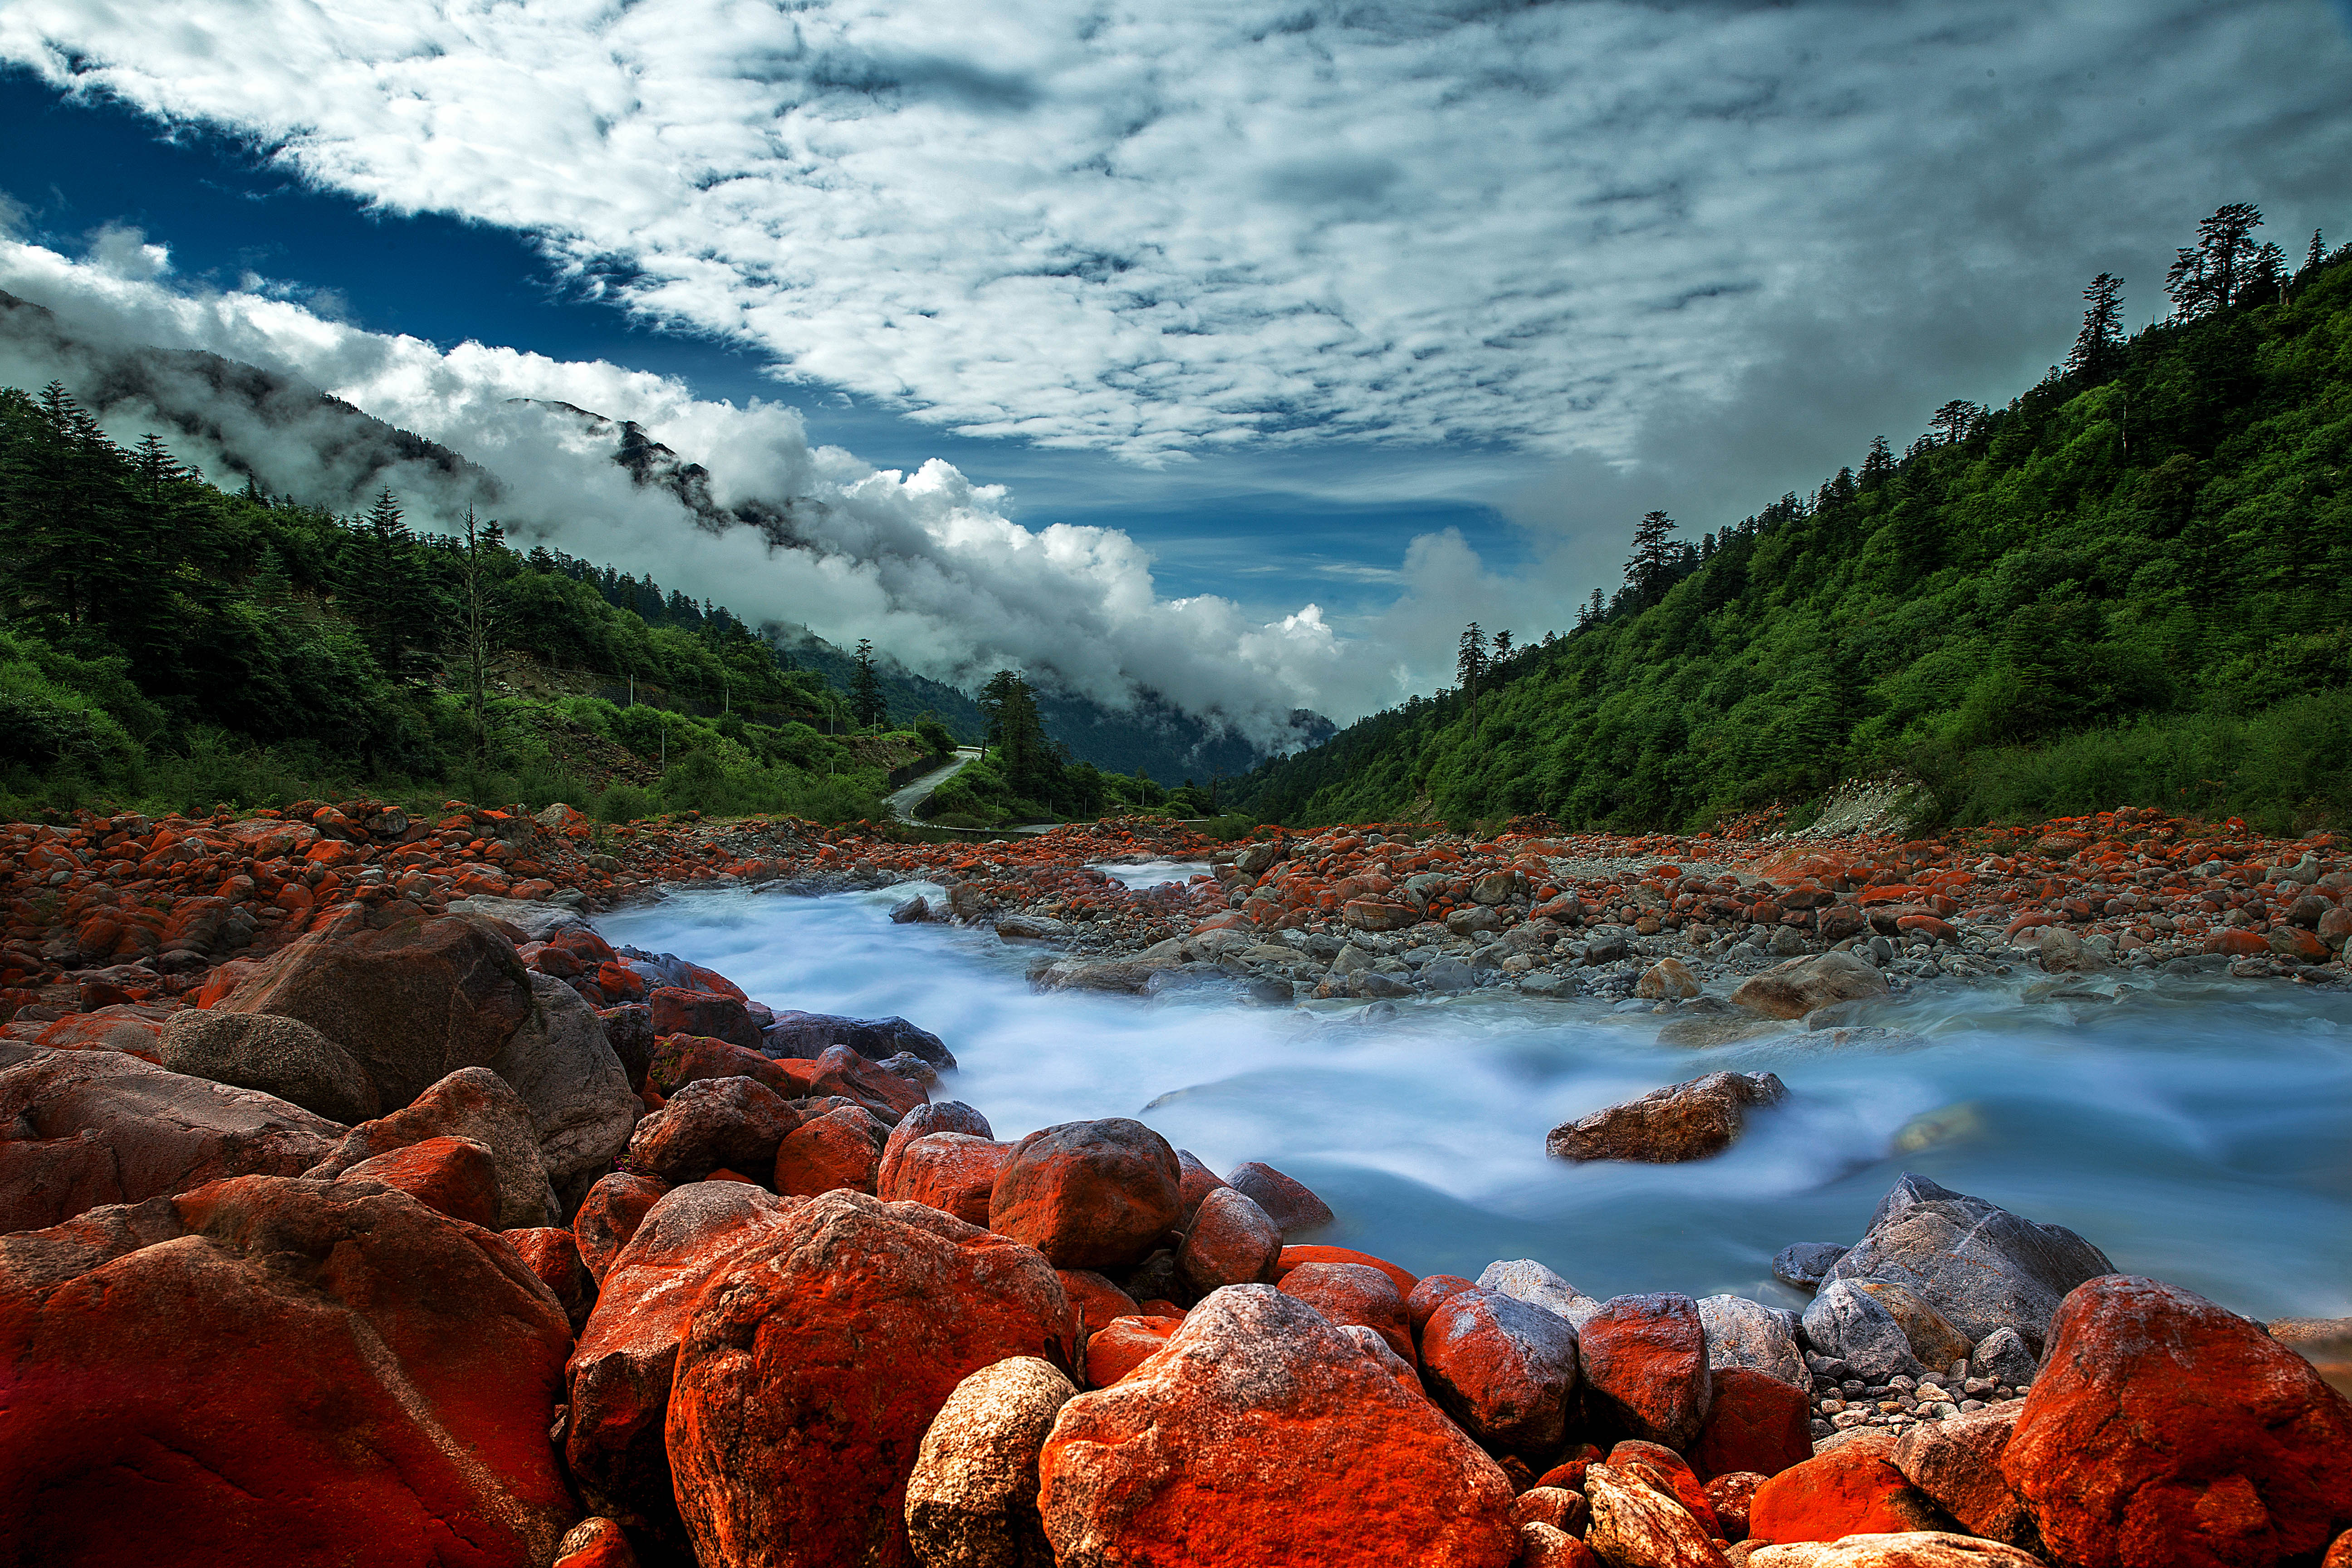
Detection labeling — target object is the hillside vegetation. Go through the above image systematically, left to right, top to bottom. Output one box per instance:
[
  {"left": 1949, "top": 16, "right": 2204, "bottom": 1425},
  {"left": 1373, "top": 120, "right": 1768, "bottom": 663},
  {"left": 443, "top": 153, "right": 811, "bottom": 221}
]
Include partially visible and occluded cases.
[{"left": 1237, "top": 226, "right": 2352, "bottom": 836}]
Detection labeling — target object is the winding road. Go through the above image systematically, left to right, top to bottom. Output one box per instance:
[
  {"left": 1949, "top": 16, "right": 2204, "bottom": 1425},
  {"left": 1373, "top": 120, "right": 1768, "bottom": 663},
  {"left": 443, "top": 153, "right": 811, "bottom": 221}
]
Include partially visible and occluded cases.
[{"left": 885, "top": 747, "right": 981, "bottom": 824}]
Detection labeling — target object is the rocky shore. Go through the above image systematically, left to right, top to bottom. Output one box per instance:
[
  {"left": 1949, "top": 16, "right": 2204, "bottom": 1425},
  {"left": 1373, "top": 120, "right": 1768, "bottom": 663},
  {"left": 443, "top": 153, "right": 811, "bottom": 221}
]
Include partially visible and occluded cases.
[{"left": 3, "top": 798, "right": 2351, "bottom": 1567}]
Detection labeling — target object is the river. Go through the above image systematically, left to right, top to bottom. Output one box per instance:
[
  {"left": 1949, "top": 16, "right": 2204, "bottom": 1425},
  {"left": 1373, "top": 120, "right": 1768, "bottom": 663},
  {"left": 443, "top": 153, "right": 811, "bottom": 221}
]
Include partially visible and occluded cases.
[{"left": 599, "top": 873, "right": 2352, "bottom": 1322}]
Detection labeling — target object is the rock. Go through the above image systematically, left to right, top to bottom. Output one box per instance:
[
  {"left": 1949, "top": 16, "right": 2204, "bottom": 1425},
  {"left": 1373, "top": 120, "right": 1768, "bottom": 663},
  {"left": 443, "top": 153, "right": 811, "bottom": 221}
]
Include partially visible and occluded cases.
[
  {"left": 446, "top": 892, "right": 587, "bottom": 941},
  {"left": 891, "top": 894, "right": 932, "bottom": 923},
  {"left": 1345, "top": 899, "right": 1422, "bottom": 932},
  {"left": 1448, "top": 905, "right": 1506, "bottom": 936},
  {"left": 213, "top": 915, "right": 535, "bottom": 1111},
  {"left": 2035, "top": 927, "right": 2102, "bottom": 973},
  {"left": 1731, "top": 951, "right": 1888, "bottom": 1020},
  {"left": 1638, "top": 958, "right": 1704, "bottom": 1000},
  {"left": 488, "top": 971, "right": 640, "bottom": 1211},
  {"left": 649, "top": 985, "right": 763, "bottom": 1050},
  {"left": 157, "top": 1009, "right": 381, "bottom": 1123},
  {"left": 764, "top": 1009, "right": 957, "bottom": 1069},
  {"left": 648, "top": 1031, "right": 803, "bottom": 1100},
  {"left": 809, "top": 1041, "right": 931, "bottom": 1122},
  {"left": 0, "top": 1048, "right": 344, "bottom": 1233},
  {"left": 306, "top": 1066, "right": 559, "bottom": 1231},
  {"left": 1548, "top": 1072, "right": 1787, "bottom": 1164},
  {"left": 625, "top": 1074, "right": 800, "bottom": 1186},
  {"left": 774, "top": 1102, "right": 887, "bottom": 1196},
  {"left": 989, "top": 1118, "right": 1183, "bottom": 1271},
  {"left": 883, "top": 1132, "right": 1014, "bottom": 1225},
  {"left": 337, "top": 1134, "right": 500, "bottom": 1228},
  {"left": 1171, "top": 1147, "right": 1230, "bottom": 1223},
  {"left": 573, "top": 1171, "right": 668, "bottom": 1284},
  {"left": 1825, "top": 1172, "right": 2114, "bottom": 1352},
  {"left": 0, "top": 1173, "right": 574, "bottom": 1564},
  {"left": 565, "top": 1182, "right": 799, "bottom": 1544},
  {"left": 1177, "top": 1186, "right": 1283, "bottom": 1294},
  {"left": 666, "top": 1191, "right": 1080, "bottom": 1568},
  {"left": 506, "top": 1224, "right": 597, "bottom": 1334},
  {"left": 1275, "top": 1243, "right": 1419, "bottom": 1297},
  {"left": 1773, "top": 1243, "right": 1847, "bottom": 1294},
  {"left": 1479, "top": 1257, "right": 1605, "bottom": 1327},
  {"left": 1280, "top": 1260, "right": 1416, "bottom": 1361},
  {"left": 1057, "top": 1269, "right": 1142, "bottom": 1337},
  {"left": 1411, "top": 1272, "right": 1480, "bottom": 1333},
  {"left": 2002, "top": 1274, "right": 2352, "bottom": 1568},
  {"left": 1802, "top": 1280, "right": 1926, "bottom": 1383},
  {"left": 1849, "top": 1280, "right": 1973, "bottom": 1371},
  {"left": 1039, "top": 1284, "right": 1517, "bottom": 1565},
  {"left": 1421, "top": 1286, "right": 1584, "bottom": 1456},
  {"left": 1581, "top": 1292, "right": 1714, "bottom": 1451},
  {"left": 1699, "top": 1295, "right": 1808, "bottom": 1388},
  {"left": 1083, "top": 1314, "right": 1181, "bottom": 1387},
  {"left": 2269, "top": 1317, "right": 2352, "bottom": 1400},
  {"left": 1342, "top": 1322, "right": 1424, "bottom": 1393},
  {"left": 1968, "top": 1327, "right": 2037, "bottom": 1388},
  {"left": 905, "top": 1356, "right": 1078, "bottom": 1568},
  {"left": 1693, "top": 1367, "right": 1815, "bottom": 1480},
  {"left": 1890, "top": 1404, "right": 2029, "bottom": 1545},
  {"left": 1749, "top": 1436, "right": 1949, "bottom": 1544},
  {"left": 1609, "top": 1439, "right": 1724, "bottom": 1536},
  {"left": 1583, "top": 1461, "right": 1731, "bottom": 1568},
  {"left": 1706, "top": 1472, "right": 1765, "bottom": 1539},
  {"left": 1515, "top": 1486, "right": 1591, "bottom": 1535},
  {"left": 554, "top": 1515, "right": 642, "bottom": 1568},
  {"left": 1521, "top": 1521, "right": 1603, "bottom": 1566},
  {"left": 1745, "top": 1536, "right": 2044, "bottom": 1567}
]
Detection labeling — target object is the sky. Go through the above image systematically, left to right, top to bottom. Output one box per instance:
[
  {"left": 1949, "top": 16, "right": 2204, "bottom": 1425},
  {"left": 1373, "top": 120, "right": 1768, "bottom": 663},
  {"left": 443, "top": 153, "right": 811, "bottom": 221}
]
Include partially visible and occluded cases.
[{"left": 1, "top": 0, "right": 2349, "bottom": 739}]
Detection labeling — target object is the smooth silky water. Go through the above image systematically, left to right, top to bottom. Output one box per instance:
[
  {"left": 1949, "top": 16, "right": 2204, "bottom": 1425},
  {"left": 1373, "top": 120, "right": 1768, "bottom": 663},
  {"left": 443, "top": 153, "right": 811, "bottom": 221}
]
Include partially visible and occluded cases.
[{"left": 601, "top": 876, "right": 2352, "bottom": 1321}]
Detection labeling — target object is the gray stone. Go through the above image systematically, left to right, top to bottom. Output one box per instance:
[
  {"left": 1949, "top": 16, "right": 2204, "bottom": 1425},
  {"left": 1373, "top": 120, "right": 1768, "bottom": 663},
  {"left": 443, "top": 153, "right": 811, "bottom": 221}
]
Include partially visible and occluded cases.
[
  {"left": 444, "top": 894, "right": 590, "bottom": 941},
  {"left": 1731, "top": 949, "right": 1888, "bottom": 1019},
  {"left": 1421, "top": 957, "right": 1476, "bottom": 992},
  {"left": 1352, "top": 971, "right": 1415, "bottom": 1000},
  {"left": 1518, "top": 971, "right": 1578, "bottom": 1000},
  {"left": 490, "top": 972, "right": 640, "bottom": 1212},
  {"left": 158, "top": 1009, "right": 381, "bottom": 1124},
  {"left": 304, "top": 1066, "right": 560, "bottom": 1230},
  {"left": 1826, "top": 1172, "right": 2114, "bottom": 1353},
  {"left": 1774, "top": 1241, "right": 1849, "bottom": 1293},
  {"left": 1477, "top": 1258, "right": 1603, "bottom": 1329},
  {"left": 1802, "top": 1279, "right": 1926, "bottom": 1382},
  {"left": 1699, "top": 1294, "right": 1808, "bottom": 1387},
  {"left": 1969, "top": 1326, "right": 2038, "bottom": 1387},
  {"left": 905, "top": 1356, "right": 1076, "bottom": 1568}
]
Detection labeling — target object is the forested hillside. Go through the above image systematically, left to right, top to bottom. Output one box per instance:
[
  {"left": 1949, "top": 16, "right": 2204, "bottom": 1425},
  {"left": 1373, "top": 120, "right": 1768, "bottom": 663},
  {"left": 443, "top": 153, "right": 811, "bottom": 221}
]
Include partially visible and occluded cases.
[{"left": 1236, "top": 212, "right": 2352, "bottom": 835}]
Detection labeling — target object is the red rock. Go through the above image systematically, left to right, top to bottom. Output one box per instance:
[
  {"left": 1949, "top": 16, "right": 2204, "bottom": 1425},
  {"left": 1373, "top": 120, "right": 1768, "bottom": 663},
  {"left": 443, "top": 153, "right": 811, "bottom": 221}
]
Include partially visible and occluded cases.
[
  {"left": 1343, "top": 898, "right": 1421, "bottom": 931},
  {"left": 1894, "top": 914, "right": 1956, "bottom": 942},
  {"left": 2269, "top": 925, "right": 2330, "bottom": 962},
  {"left": 2207, "top": 929, "right": 2270, "bottom": 956},
  {"left": 649, "top": 985, "right": 763, "bottom": 1049},
  {"left": 31, "top": 1004, "right": 167, "bottom": 1057},
  {"left": 647, "top": 1032, "right": 804, "bottom": 1101},
  {"left": 810, "top": 1042, "right": 929, "bottom": 1121},
  {"left": 0, "top": 1048, "right": 343, "bottom": 1233},
  {"left": 306, "top": 1066, "right": 559, "bottom": 1232},
  {"left": 627, "top": 1074, "right": 800, "bottom": 1186},
  {"left": 878, "top": 1100, "right": 996, "bottom": 1191},
  {"left": 774, "top": 1104, "right": 886, "bottom": 1196},
  {"left": 988, "top": 1117, "right": 1183, "bottom": 1271},
  {"left": 876, "top": 1130, "right": 1009, "bottom": 1223},
  {"left": 337, "top": 1134, "right": 500, "bottom": 1228},
  {"left": 1175, "top": 1147, "right": 1229, "bottom": 1223},
  {"left": 1225, "top": 1158, "right": 1335, "bottom": 1234},
  {"left": 574, "top": 1171, "right": 668, "bottom": 1284},
  {"left": 0, "top": 1174, "right": 574, "bottom": 1565},
  {"left": 566, "top": 1182, "right": 800, "bottom": 1547},
  {"left": 1178, "top": 1185, "right": 1283, "bottom": 1294},
  {"left": 666, "top": 1191, "right": 1079, "bottom": 1568},
  {"left": 505, "top": 1224, "right": 597, "bottom": 1334},
  {"left": 1276, "top": 1242, "right": 1419, "bottom": 1298},
  {"left": 1279, "top": 1259, "right": 1416, "bottom": 1361},
  {"left": 1058, "top": 1268, "right": 1143, "bottom": 1338},
  {"left": 1410, "top": 1272, "right": 1479, "bottom": 1335},
  {"left": 2001, "top": 1274, "right": 2352, "bottom": 1568},
  {"left": 1040, "top": 1284, "right": 1517, "bottom": 1565},
  {"left": 1421, "top": 1286, "right": 1584, "bottom": 1456},
  {"left": 1580, "top": 1292, "right": 1714, "bottom": 1451},
  {"left": 1086, "top": 1313, "right": 1181, "bottom": 1387},
  {"left": 1692, "top": 1367, "right": 1816, "bottom": 1479},
  {"left": 1892, "top": 1403, "right": 2030, "bottom": 1545},
  {"left": 1749, "top": 1436, "right": 1947, "bottom": 1544},
  {"left": 1611, "top": 1438, "right": 1724, "bottom": 1535},
  {"left": 1534, "top": 1447, "right": 1604, "bottom": 1492},
  {"left": 1583, "top": 1461, "right": 1730, "bottom": 1568},
  {"left": 1705, "top": 1471, "right": 1765, "bottom": 1540},
  {"left": 1513, "top": 1487, "right": 1590, "bottom": 1535},
  {"left": 553, "top": 1517, "right": 641, "bottom": 1568},
  {"left": 1517, "top": 1522, "right": 1602, "bottom": 1567},
  {"left": 2326, "top": 1529, "right": 2352, "bottom": 1568}
]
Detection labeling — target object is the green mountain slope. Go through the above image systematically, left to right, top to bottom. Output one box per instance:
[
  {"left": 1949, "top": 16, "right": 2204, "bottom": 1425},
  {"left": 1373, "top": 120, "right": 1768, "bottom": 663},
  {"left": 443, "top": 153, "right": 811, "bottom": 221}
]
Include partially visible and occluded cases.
[{"left": 1235, "top": 243, "right": 2352, "bottom": 835}]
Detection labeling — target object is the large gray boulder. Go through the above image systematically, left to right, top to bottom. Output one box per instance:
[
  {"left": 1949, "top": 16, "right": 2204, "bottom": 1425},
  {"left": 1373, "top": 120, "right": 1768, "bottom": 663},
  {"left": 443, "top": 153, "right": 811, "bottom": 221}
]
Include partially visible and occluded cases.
[
  {"left": 489, "top": 972, "right": 640, "bottom": 1211},
  {"left": 157, "top": 1010, "right": 381, "bottom": 1125},
  {"left": 304, "top": 1066, "right": 559, "bottom": 1230},
  {"left": 1827, "top": 1173, "right": 2114, "bottom": 1352},
  {"left": 1477, "top": 1258, "right": 1604, "bottom": 1328},
  {"left": 1803, "top": 1278, "right": 1927, "bottom": 1382},
  {"left": 1699, "top": 1294, "right": 1808, "bottom": 1387},
  {"left": 904, "top": 1356, "right": 1077, "bottom": 1568}
]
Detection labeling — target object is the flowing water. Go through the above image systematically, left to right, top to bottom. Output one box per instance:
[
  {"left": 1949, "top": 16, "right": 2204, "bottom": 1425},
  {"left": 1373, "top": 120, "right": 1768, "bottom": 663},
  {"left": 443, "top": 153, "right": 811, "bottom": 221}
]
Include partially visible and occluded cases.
[{"left": 601, "top": 875, "right": 2352, "bottom": 1322}]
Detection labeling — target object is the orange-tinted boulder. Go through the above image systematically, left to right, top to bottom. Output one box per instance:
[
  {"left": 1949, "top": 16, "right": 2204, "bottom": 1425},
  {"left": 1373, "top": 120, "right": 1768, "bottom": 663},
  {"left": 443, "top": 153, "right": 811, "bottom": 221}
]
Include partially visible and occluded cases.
[
  {"left": 648, "top": 985, "right": 762, "bottom": 1049},
  {"left": 647, "top": 1032, "right": 802, "bottom": 1101},
  {"left": 810, "top": 1043, "right": 929, "bottom": 1122},
  {"left": 305, "top": 1066, "right": 558, "bottom": 1231},
  {"left": 627, "top": 1074, "right": 800, "bottom": 1186},
  {"left": 878, "top": 1100, "right": 995, "bottom": 1191},
  {"left": 774, "top": 1103, "right": 886, "bottom": 1196},
  {"left": 989, "top": 1117, "right": 1183, "bottom": 1271},
  {"left": 877, "top": 1131, "right": 1009, "bottom": 1223},
  {"left": 336, "top": 1134, "right": 500, "bottom": 1228},
  {"left": 1175, "top": 1147, "right": 1229, "bottom": 1223},
  {"left": 1225, "top": 1159, "right": 1334, "bottom": 1234},
  {"left": 574, "top": 1171, "right": 668, "bottom": 1284},
  {"left": 0, "top": 1174, "right": 574, "bottom": 1565},
  {"left": 565, "top": 1182, "right": 799, "bottom": 1546},
  {"left": 1178, "top": 1185, "right": 1283, "bottom": 1294},
  {"left": 666, "top": 1191, "right": 1079, "bottom": 1568},
  {"left": 505, "top": 1224, "right": 596, "bottom": 1334},
  {"left": 1280, "top": 1259, "right": 1415, "bottom": 1361},
  {"left": 1058, "top": 1269, "right": 1142, "bottom": 1338},
  {"left": 1409, "top": 1272, "right": 1479, "bottom": 1335},
  {"left": 2001, "top": 1274, "right": 2352, "bottom": 1568},
  {"left": 1040, "top": 1284, "right": 1517, "bottom": 1565},
  {"left": 1421, "top": 1286, "right": 1583, "bottom": 1457},
  {"left": 1580, "top": 1292, "right": 1713, "bottom": 1451},
  {"left": 1086, "top": 1313, "right": 1181, "bottom": 1387},
  {"left": 1693, "top": 1367, "right": 1816, "bottom": 1479},
  {"left": 1749, "top": 1435, "right": 1948, "bottom": 1544},
  {"left": 1609, "top": 1438, "right": 1723, "bottom": 1536},
  {"left": 1584, "top": 1460, "right": 1730, "bottom": 1568},
  {"left": 1705, "top": 1471, "right": 1766, "bottom": 1540},
  {"left": 552, "top": 1517, "right": 640, "bottom": 1568},
  {"left": 1518, "top": 1522, "right": 1602, "bottom": 1567}
]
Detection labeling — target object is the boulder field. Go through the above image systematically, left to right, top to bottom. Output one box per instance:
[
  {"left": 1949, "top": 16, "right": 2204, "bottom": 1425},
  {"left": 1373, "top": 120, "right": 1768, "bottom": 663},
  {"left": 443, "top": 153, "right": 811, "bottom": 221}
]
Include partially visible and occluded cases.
[{"left": 1, "top": 800, "right": 2350, "bottom": 1566}]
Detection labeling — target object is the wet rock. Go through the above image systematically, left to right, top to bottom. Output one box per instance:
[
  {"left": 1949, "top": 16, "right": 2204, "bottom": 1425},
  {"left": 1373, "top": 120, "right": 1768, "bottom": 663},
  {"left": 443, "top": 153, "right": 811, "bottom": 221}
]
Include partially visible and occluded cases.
[
  {"left": 1448, "top": 905, "right": 1506, "bottom": 936},
  {"left": 1731, "top": 951, "right": 1888, "bottom": 1020},
  {"left": 1637, "top": 957, "right": 1703, "bottom": 1000},
  {"left": 489, "top": 971, "right": 640, "bottom": 1211},
  {"left": 157, "top": 1009, "right": 380, "bottom": 1123},
  {"left": 765, "top": 1009, "right": 957, "bottom": 1068},
  {"left": 0, "top": 1048, "right": 343, "bottom": 1233},
  {"left": 304, "top": 1065, "right": 559, "bottom": 1231},
  {"left": 1548, "top": 1072, "right": 1787, "bottom": 1163},
  {"left": 624, "top": 1075, "right": 800, "bottom": 1186},
  {"left": 774, "top": 1102, "right": 886, "bottom": 1196},
  {"left": 989, "top": 1118, "right": 1182, "bottom": 1271},
  {"left": 882, "top": 1132, "right": 1013, "bottom": 1225},
  {"left": 337, "top": 1134, "right": 500, "bottom": 1228},
  {"left": 573, "top": 1170, "right": 668, "bottom": 1284},
  {"left": 1826, "top": 1172, "right": 2113, "bottom": 1352},
  {"left": 0, "top": 1173, "right": 575, "bottom": 1565},
  {"left": 565, "top": 1182, "right": 800, "bottom": 1544},
  {"left": 1177, "top": 1185, "right": 1283, "bottom": 1294},
  {"left": 666, "top": 1191, "right": 1080, "bottom": 1568},
  {"left": 505, "top": 1223, "right": 598, "bottom": 1334},
  {"left": 1774, "top": 1242, "right": 1847, "bottom": 1293},
  {"left": 1479, "top": 1257, "right": 1604, "bottom": 1328},
  {"left": 1280, "top": 1259, "right": 1416, "bottom": 1361},
  {"left": 2002, "top": 1274, "right": 2352, "bottom": 1568},
  {"left": 1802, "top": 1280, "right": 1926, "bottom": 1383},
  {"left": 1039, "top": 1284, "right": 1517, "bottom": 1566},
  {"left": 1421, "top": 1286, "right": 1584, "bottom": 1456},
  {"left": 1581, "top": 1292, "right": 1714, "bottom": 1451},
  {"left": 1699, "top": 1294, "right": 1807, "bottom": 1388},
  {"left": 906, "top": 1355, "right": 1078, "bottom": 1568},
  {"left": 1693, "top": 1367, "right": 1815, "bottom": 1480},
  {"left": 1890, "top": 1403, "right": 2029, "bottom": 1546},
  {"left": 1749, "top": 1434, "right": 1949, "bottom": 1544},
  {"left": 1584, "top": 1461, "right": 1730, "bottom": 1568},
  {"left": 1745, "top": 1536, "right": 2044, "bottom": 1567}
]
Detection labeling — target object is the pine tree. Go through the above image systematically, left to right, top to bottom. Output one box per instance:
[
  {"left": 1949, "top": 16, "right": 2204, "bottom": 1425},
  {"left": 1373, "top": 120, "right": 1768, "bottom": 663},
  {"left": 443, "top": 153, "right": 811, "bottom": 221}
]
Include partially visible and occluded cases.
[
  {"left": 2166, "top": 202, "right": 2263, "bottom": 319},
  {"left": 2303, "top": 230, "right": 2326, "bottom": 278},
  {"left": 2247, "top": 242, "right": 2288, "bottom": 307},
  {"left": 2068, "top": 274, "right": 2127, "bottom": 381},
  {"left": 1928, "top": 401, "right": 1982, "bottom": 447},
  {"left": 351, "top": 488, "right": 439, "bottom": 681},
  {"left": 452, "top": 508, "right": 505, "bottom": 762},
  {"left": 1624, "top": 511, "right": 1679, "bottom": 604},
  {"left": 1456, "top": 623, "right": 1488, "bottom": 740},
  {"left": 1492, "top": 629, "right": 1514, "bottom": 664},
  {"left": 849, "top": 638, "right": 888, "bottom": 728}
]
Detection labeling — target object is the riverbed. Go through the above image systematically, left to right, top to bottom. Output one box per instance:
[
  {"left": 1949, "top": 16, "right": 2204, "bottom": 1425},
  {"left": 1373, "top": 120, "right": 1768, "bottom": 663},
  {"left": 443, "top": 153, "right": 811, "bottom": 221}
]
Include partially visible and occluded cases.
[{"left": 600, "top": 877, "right": 2352, "bottom": 1322}]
